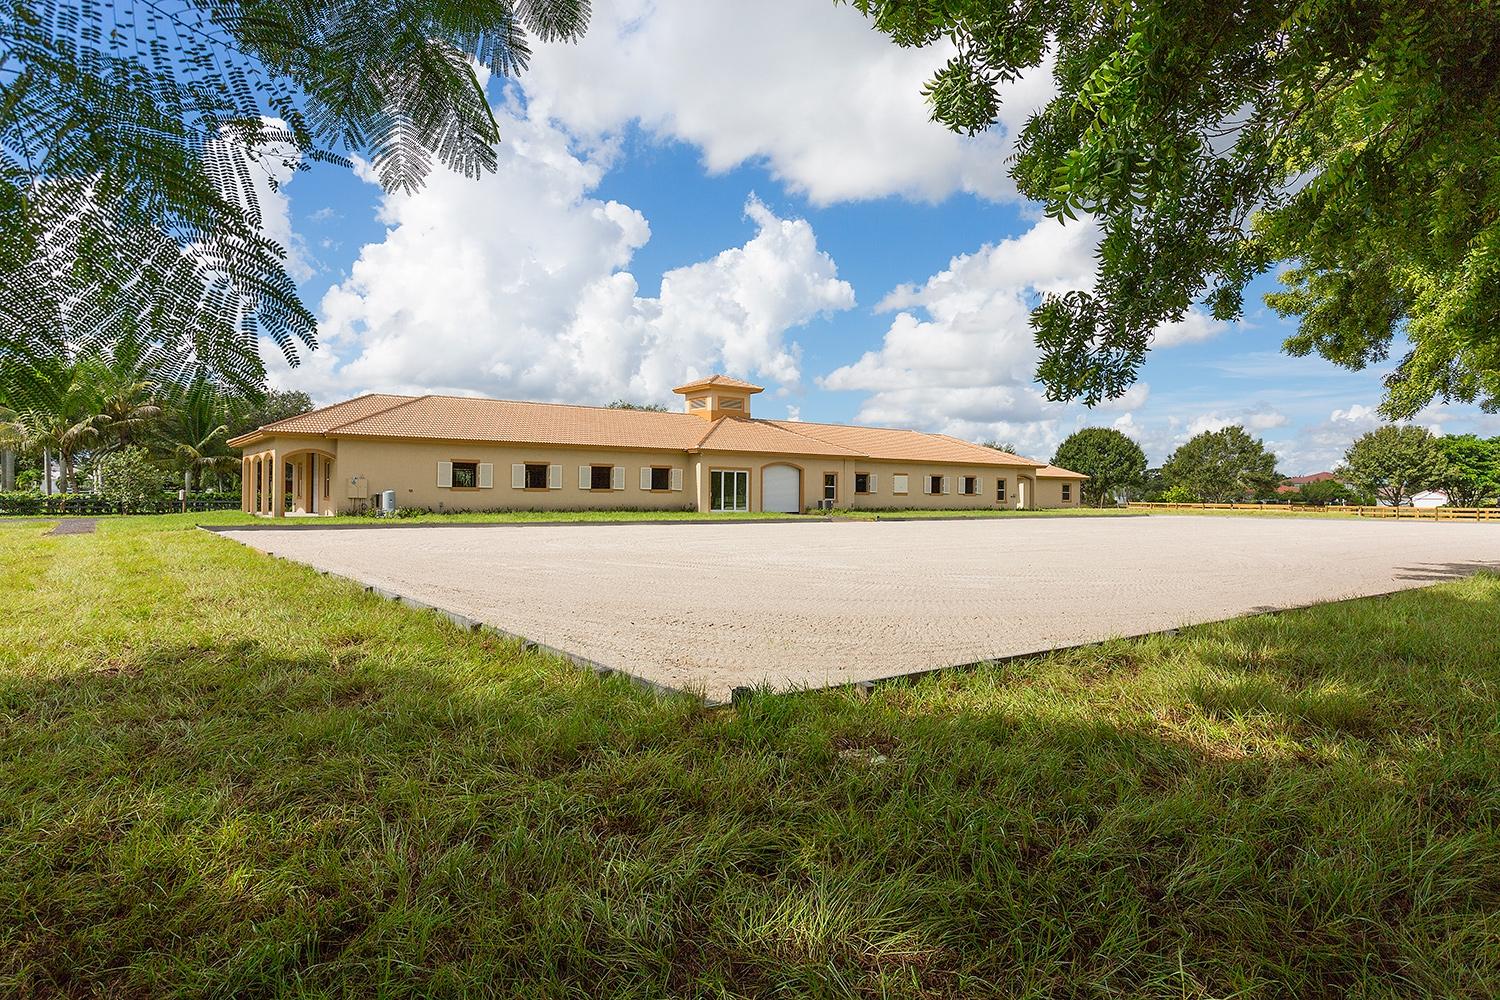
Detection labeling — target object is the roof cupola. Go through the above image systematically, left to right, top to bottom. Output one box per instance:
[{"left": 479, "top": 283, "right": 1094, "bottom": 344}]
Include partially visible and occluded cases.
[{"left": 672, "top": 374, "right": 764, "bottom": 421}]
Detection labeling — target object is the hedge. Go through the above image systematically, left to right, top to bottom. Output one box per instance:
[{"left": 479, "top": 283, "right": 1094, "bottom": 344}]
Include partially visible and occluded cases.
[{"left": 0, "top": 492, "right": 242, "bottom": 516}]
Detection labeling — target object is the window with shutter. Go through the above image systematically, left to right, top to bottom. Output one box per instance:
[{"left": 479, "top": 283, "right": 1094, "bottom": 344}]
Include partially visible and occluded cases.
[
  {"left": 437, "top": 461, "right": 453, "bottom": 488},
  {"left": 451, "top": 461, "right": 478, "bottom": 488},
  {"left": 523, "top": 463, "right": 548, "bottom": 489},
  {"left": 477, "top": 464, "right": 493, "bottom": 488},
  {"left": 511, "top": 464, "right": 525, "bottom": 488},
  {"left": 548, "top": 464, "right": 563, "bottom": 489},
  {"left": 579, "top": 465, "right": 592, "bottom": 489},
  {"left": 590, "top": 465, "right": 613, "bottom": 490},
  {"left": 611, "top": 466, "right": 625, "bottom": 491},
  {"left": 649, "top": 466, "right": 670, "bottom": 491},
  {"left": 640, "top": 467, "right": 653, "bottom": 490},
  {"left": 670, "top": 468, "right": 684, "bottom": 491}
]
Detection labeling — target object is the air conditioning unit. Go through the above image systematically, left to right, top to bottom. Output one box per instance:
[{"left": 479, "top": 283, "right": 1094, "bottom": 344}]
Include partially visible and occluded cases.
[{"left": 816, "top": 499, "right": 835, "bottom": 512}]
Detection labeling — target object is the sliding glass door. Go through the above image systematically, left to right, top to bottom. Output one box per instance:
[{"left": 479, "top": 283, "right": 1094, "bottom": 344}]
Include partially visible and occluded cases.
[{"left": 710, "top": 469, "right": 749, "bottom": 512}]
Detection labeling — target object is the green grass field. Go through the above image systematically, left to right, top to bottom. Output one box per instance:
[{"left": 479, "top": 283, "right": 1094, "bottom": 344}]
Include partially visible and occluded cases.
[{"left": 3, "top": 515, "right": 1498, "bottom": 997}]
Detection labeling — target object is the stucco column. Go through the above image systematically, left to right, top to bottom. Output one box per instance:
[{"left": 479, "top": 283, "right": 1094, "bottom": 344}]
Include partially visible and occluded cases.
[
  {"left": 271, "top": 449, "right": 284, "bottom": 517},
  {"left": 241, "top": 457, "right": 250, "bottom": 512}
]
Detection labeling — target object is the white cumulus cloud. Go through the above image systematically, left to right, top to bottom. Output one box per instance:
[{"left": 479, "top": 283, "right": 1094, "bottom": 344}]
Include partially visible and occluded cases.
[
  {"left": 523, "top": 0, "right": 1052, "bottom": 205},
  {"left": 271, "top": 105, "right": 854, "bottom": 405}
]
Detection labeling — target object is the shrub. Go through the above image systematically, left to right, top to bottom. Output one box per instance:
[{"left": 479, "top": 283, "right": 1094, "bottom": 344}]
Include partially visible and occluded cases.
[{"left": 98, "top": 447, "right": 161, "bottom": 512}]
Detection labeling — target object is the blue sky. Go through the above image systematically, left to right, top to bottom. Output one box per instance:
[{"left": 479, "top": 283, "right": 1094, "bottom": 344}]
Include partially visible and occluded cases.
[{"left": 256, "top": 1, "right": 1497, "bottom": 473}]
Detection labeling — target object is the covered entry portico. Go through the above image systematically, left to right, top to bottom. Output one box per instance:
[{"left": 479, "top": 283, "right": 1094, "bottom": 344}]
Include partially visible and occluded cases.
[{"left": 240, "top": 446, "right": 335, "bottom": 516}]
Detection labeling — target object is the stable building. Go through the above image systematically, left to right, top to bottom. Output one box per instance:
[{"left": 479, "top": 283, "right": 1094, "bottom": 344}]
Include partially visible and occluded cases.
[{"left": 229, "top": 375, "right": 1087, "bottom": 516}]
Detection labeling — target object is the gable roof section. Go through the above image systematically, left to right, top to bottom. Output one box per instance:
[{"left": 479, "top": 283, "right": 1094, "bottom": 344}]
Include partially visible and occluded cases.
[
  {"left": 673, "top": 374, "right": 764, "bottom": 394},
  {"left": 232, "top": 390, "right": 1083, "bottom": 476},
  {"left": 227, "top": 393, "right": 416, "bottom": 446},
  {"left": 328, "top": 394, "right": 713, "bottom": 450},
  {"left": 695, "top": 417, "right": 863, "bottom": 457},
  {"left": 764, "top": 420, "right": 1043, "bottom": 468},
  {"left": 1035, "top": 464, "right": 1089, "bottom": 479}
]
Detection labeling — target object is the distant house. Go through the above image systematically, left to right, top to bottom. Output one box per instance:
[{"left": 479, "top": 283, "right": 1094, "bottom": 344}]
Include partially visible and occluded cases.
[
  {"left": 229, "top": 374, "right": 1088, "bottom": 516},
  {"left": 1277, "top": 471, "right": 1337, "bottom": 495},
  {"left": 1409, "top": 490, "right": 1449, "bottom": 508}
]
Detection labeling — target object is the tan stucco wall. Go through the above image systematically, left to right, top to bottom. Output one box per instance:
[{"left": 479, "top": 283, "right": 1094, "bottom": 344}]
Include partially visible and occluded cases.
[
  {"left": 242, "top": 436, "right": 1082, "bottom": 514},
  {"left": 330, "top": 438, "right": 694, "bottom": 513},
  {"left": 689, "top": 453, "right": 1072, "bottom": 513},
  {"left": 1034, "top": 477, "right": 1083, "bottom": 509}
]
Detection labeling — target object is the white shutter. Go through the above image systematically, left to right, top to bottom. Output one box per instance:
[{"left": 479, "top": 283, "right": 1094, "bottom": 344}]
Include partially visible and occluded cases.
[
  {"left": 437, "top": 461, "right": 453, "bottom": 488},
  {"left": 511, "top": 463, "right": 525, "bottom": 489},
  {"left": 477, "top": 464, "right": 493, "bottom": 489},
  {"left": 548, "top": 464, "right": 562, "bottom": 489},
  {"left": 579, "top": 465, "right": 591, "bottom": 490},
  {"left": 612, "top": 466, "right": 625, "bottom": 491},
  {"left": 640, "top": 467, "right": 653, "bottom": 490},
  {"left": 670, "top": 468, "right": 684, "bottom": 492},
  {"left": 869, "top": 473, "right": 878, "bottom": 494},
  {"left": 893, "top": 474, "right": 907, "bottom": 495},
  {"left": 922, "top": 476, "right": 932, "bottom": 495},
  {"left": 942, "top": 476, "right": 950, "bottom": 495}
]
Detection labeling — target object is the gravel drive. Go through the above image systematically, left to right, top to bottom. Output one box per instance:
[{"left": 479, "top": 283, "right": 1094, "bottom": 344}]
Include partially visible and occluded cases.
[{"left": 220, "top": 516, "right": 1500, "bottom": 701}]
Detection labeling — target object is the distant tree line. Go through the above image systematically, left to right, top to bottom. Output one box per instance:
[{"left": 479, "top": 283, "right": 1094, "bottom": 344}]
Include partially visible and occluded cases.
[{"left": 1042, "top": 425, "right": 1500, "bottom": 508}]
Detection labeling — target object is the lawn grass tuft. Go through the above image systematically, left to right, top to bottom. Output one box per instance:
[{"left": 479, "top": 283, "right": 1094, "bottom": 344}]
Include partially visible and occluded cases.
[{"left": 1, "top": 515, "right": 1498, "bottom": 997}]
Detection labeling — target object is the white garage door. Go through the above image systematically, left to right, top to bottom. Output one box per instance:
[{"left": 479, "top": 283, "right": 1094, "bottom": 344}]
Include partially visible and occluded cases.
[{"left": 762, "top": 465, "right": 801, "bottom": 513}]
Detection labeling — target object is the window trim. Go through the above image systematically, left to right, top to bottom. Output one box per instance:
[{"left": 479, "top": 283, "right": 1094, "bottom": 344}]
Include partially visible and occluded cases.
[
  {"left": 449, "top": 458, "right": 481, "bottom": 491},
  {"left": 522, "top": 461, "right": 551, "bottom": 491},
  {"left": 589, "top": 464, "right": 616, "bottom": 491},
  {"left": 647, "top": 465, "right": 673, "bottom": 492},
  {"left": 709, "top": 467, "right": 751, "bottom": 512},
  {"left": 823, "top": 472, "right": 838, "bottom": 502},
  {"left": 853, "top": 472, "right": 872, "bottom": 495},
  {"left": 892, "top": 473, "right": 909, "bottom": 496},
  {"left": 927, "top": 474, "right": 944, "bottom": 495},
  {"left": 961, "top": 475, "right": 979, "bottom": 496},
  {"left": 996, "top": 477, "right": 1007, "bottom": 504},
  {"left": 1062, "top": 482, "right": 1072, "bottom": 501}
]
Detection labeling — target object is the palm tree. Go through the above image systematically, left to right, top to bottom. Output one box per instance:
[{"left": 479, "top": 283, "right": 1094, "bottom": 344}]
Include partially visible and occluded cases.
[
  {"left": 85, "top": 351, "right": 162, "bottom": 452},
  {"left": 6, "top": 357, "right": 106, "bottom": 495},
  {"left": 162, "top": 382, "right": 236, "bottom": 493},
  {"left": 0, "top": 405, "right": 20, "bottom": 491}
]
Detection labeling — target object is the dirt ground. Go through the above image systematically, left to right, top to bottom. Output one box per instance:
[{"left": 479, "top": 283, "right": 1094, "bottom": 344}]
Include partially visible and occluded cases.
[{"left": 220, "top": 516, "right": 1500, "bottom": 701}]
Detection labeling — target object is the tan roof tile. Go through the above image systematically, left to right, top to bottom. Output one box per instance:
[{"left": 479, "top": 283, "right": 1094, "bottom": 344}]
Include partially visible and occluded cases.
[
  {"left": 673, "top": 374, "right": 765, "bottom": 394},
  {"left": 232, "top": 389, "right": 1079, "bottom": 472},
  {"left": 227, "top": 393, "right": 416, "bottom": 446},
  {"left": 327, "top": 395, "right": 712, "bottom": 450},
  {"left": 695, "top": 418, "right": 863, "bottom": 457},
  {"left": 764, "top": 421, "right": 1043, "bottom": 467},
  {"left": 1036, "top": 464, "right": 1089, "bottom": 478}
]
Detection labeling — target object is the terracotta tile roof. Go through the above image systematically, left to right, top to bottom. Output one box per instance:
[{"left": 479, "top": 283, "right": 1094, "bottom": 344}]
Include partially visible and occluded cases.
[
  {"left": 673, "top": 374, "right": 765, "bottom": 394},
  {"left": 233, "top": 389, "right": 1086, "bottom": 475},
  {"left": 227, "top": 393, "right": 415, "bottom": 446},
  {"left": 328, "top": 395, "right": 712, "bottom": 450},
  {"left": 695, "top": 418, "right": 863, "bottom": 457},
  {"left": 764, "top": 420, "right": 1043, "bottom": 468},
  {"left": 1035, "top": 464, "right": 1090, "bottom": 479}
]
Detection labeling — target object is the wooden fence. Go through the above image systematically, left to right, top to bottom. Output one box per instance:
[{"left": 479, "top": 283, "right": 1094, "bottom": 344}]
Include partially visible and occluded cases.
[{"left": 1128, "top": 501, "right": 1500, "bottom": 521}]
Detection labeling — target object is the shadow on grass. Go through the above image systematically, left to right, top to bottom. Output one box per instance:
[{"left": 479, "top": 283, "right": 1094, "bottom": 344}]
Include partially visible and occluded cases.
[{"left": 3, "top": 576, "right": 1500, "bottom": 997}]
